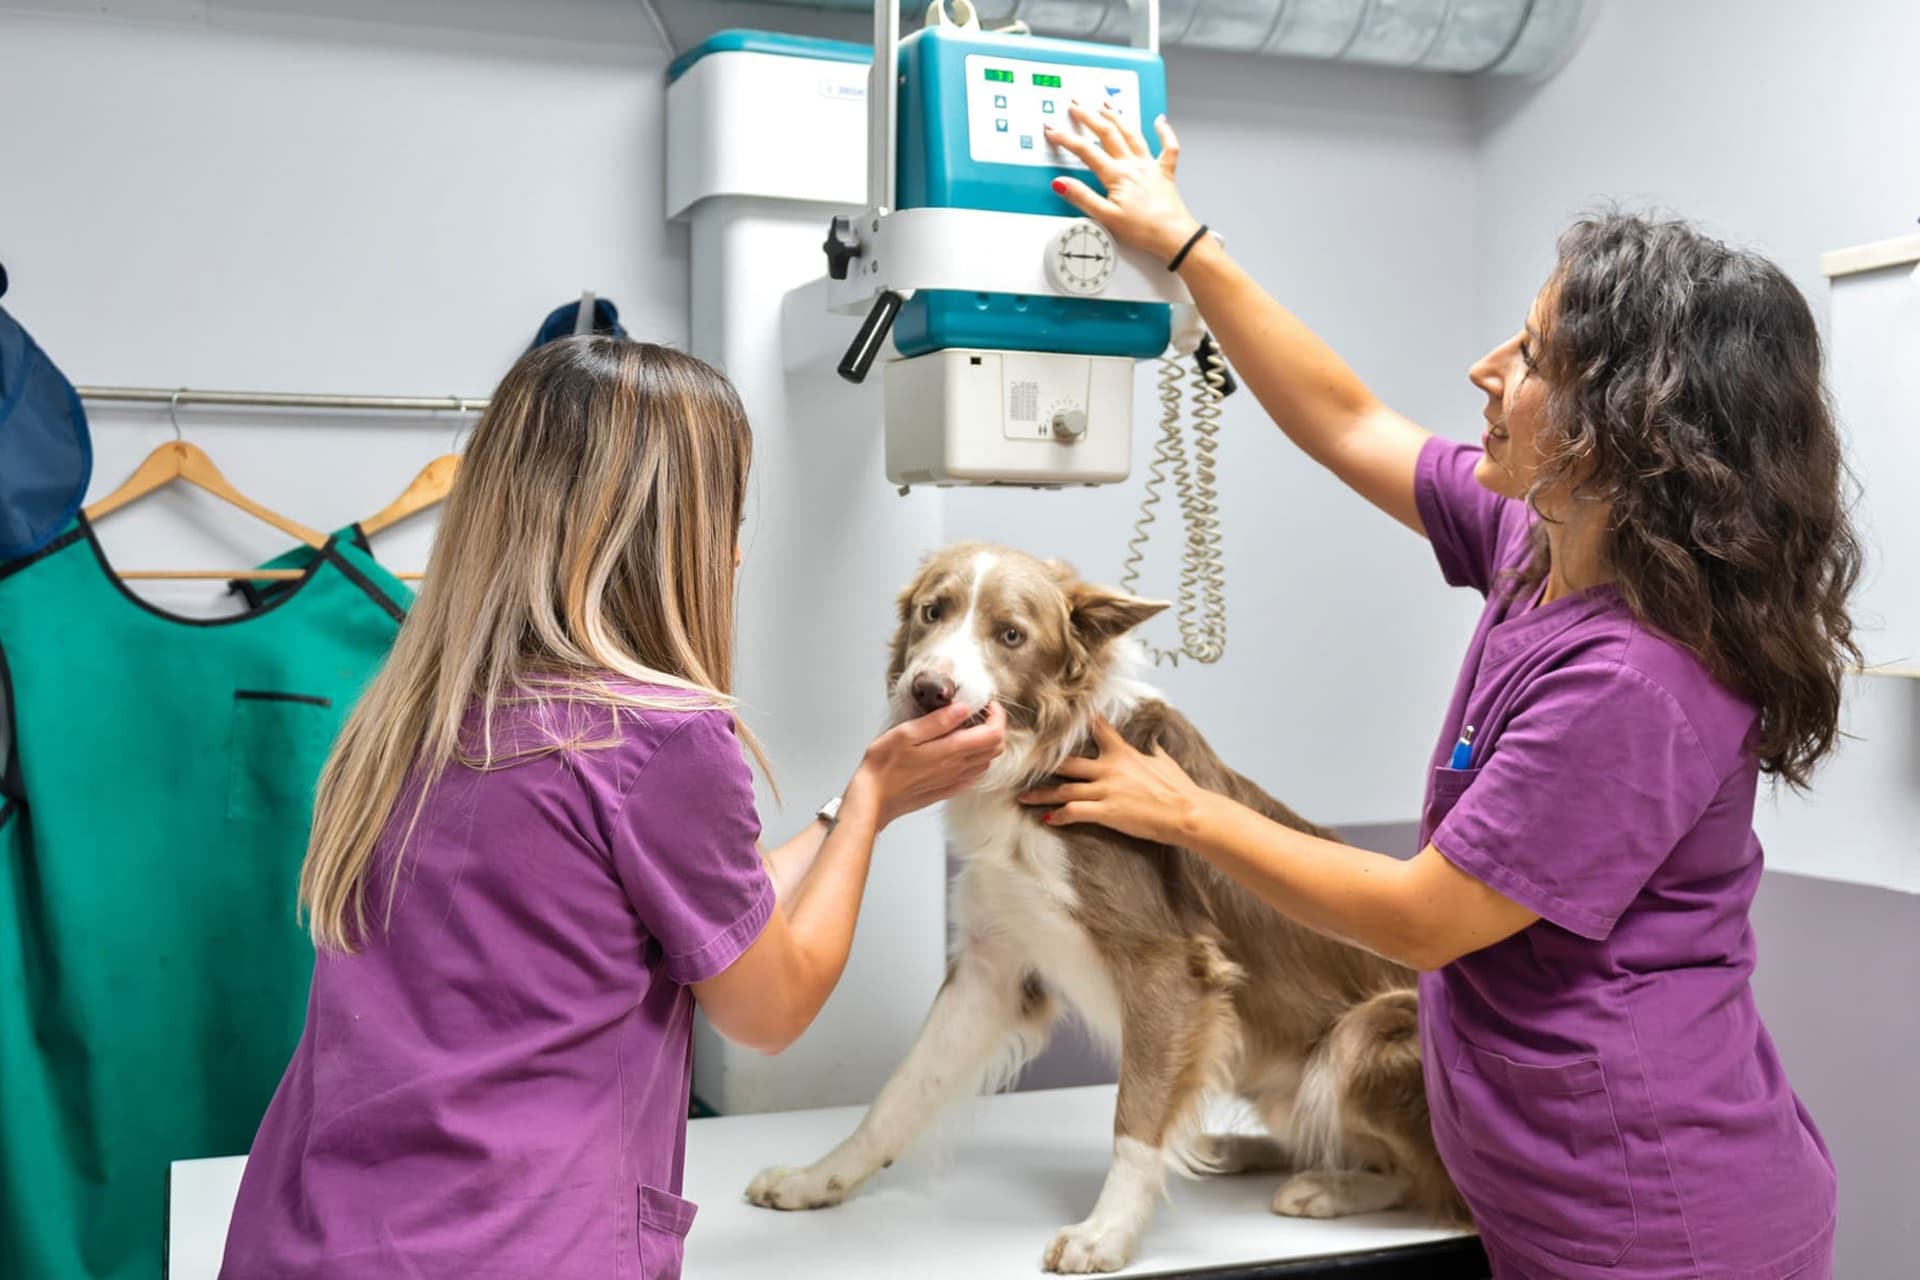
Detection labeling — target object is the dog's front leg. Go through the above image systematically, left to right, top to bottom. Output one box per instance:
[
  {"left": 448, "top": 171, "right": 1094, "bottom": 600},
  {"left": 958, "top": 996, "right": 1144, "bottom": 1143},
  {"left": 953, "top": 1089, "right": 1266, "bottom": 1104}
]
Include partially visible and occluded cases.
[
  {"left": 1043, "top": 937, "right": 1239, "bottom": 1274},
  {"left": 746, "top": 940, "right": 1050, "bottom": 1211}
]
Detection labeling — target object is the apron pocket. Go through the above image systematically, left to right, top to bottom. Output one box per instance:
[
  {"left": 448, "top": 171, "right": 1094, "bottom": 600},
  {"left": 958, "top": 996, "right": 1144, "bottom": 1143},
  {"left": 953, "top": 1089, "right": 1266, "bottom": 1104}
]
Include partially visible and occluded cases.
[
  {"left": 227, "top": 690, "right": 335, "bottom": 823},
  {"left": 1445, "top": 1040, "right": 1637, "bottom": 1266},
  {"left": 636, "top": 1184, "right": 698, "bottom": 1280}
]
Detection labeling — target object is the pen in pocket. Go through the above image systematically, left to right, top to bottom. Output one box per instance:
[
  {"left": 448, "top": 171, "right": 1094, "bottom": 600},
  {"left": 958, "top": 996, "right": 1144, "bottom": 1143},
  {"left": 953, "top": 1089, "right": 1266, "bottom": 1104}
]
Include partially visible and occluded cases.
[{"left": 1449, "top": 725, "right": 1476, "bottom": 770}]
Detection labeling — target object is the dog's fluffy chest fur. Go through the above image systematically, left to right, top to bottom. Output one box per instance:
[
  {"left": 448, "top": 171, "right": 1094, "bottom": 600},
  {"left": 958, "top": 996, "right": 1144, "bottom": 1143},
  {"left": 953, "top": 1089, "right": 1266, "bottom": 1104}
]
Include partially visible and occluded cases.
[{"left": 946, "top": 792, "right": 1124, "bottom": 1048}]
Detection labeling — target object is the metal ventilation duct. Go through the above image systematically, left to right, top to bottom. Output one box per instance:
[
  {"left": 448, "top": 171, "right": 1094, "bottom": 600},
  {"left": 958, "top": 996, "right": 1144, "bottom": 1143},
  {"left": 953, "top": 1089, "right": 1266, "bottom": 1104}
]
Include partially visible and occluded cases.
[{"left": 752, "top": 0, "right": 1586, "bottom": 75}]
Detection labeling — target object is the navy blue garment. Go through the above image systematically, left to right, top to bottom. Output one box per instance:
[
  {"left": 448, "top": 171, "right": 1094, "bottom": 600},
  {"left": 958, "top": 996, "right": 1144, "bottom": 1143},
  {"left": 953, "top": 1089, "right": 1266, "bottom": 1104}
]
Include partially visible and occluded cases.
[
  {"left": 0, "top": 284, "right": 92, "bottom": 561},
  {"left": 527, "top": 297, "right": 629, "bottom": 351}
]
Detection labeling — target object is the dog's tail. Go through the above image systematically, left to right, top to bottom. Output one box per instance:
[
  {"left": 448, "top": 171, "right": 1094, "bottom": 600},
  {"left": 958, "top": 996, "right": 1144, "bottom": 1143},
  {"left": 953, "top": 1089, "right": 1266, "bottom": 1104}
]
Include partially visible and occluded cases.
[
  {"left": 1287, "top": 988, "right": 1425, "bottom": 1171},
  {"left": 1286, "top": 1040, "right": 1347, "bottom": 1172}
]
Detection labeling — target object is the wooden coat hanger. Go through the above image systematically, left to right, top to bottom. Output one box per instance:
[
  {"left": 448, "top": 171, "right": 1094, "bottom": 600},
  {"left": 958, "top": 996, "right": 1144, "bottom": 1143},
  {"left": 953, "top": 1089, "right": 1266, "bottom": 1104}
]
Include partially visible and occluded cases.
[
  {"left": 84, "top": 390, "right": 330, "bottom": 581},
  {"left": 349, "top": 409, "right": 471, "bottom": 578},
  {"left": 360, "top": 453, "right": 458, "bottom": 537}
]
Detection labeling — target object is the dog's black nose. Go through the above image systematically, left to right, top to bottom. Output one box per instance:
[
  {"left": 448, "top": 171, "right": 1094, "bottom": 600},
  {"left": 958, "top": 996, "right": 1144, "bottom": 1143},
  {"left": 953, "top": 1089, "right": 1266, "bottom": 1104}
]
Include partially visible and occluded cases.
[{"left": 911, "top": 673, "right": 956, "bottom": 714}]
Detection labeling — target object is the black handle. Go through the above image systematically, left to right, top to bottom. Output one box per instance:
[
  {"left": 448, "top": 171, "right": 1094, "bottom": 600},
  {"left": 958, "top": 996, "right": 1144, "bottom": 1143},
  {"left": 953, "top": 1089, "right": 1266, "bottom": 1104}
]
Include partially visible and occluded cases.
[{"left": 838, "top": 291, "right": 904, "bottom": 384}]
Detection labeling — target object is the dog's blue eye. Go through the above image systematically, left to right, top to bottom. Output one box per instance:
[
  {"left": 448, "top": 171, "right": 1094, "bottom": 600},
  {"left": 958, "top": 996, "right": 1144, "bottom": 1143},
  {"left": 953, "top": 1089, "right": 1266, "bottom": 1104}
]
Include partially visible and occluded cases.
[
  {"left": 921, "top": 602, "right": 944, "bottom": 624},
  {"left": 1001, "top": 627, "right": 1025, "bottom": 648}
]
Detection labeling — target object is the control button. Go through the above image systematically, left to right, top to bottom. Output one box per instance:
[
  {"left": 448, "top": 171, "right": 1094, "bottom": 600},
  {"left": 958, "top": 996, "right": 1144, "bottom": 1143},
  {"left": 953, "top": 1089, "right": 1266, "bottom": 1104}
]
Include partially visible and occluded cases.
[
  {"left": 994, "top": 94, "right": 1007, "bottom": 108},
  {"left": 1042, "top": 99, "right": 1055, "bottom": 114},
  {"left": 995, "top": 118, "right": 1009, "bottom": 132},
  {"left": 1019, "top": 135, "right": 1034, "bottom": 150},
  {"left": 1051, "top": 408, "right": 1088, "bottom": 440}
]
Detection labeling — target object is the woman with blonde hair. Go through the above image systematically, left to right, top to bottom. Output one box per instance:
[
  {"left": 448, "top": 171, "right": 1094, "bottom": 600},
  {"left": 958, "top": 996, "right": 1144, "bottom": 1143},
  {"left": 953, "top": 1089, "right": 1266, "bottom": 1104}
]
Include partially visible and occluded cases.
[{"left": 221, "top": 338, "right": 1005, "bottom": 1279}]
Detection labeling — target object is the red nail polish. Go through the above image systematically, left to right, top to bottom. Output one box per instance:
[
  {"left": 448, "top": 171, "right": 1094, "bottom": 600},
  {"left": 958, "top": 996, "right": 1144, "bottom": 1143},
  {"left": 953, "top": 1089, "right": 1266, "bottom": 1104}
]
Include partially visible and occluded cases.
[
  {"left": 1050, "top": 178, "right": 1067, "bottom": 193},
  {"left": 1042, "top": 812, "right": 1054, "bottom": 824}
]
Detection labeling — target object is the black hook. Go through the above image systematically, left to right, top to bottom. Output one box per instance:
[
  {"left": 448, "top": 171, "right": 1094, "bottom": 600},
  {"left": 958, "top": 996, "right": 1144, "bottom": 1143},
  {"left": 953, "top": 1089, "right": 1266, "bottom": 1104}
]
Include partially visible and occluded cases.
[{"left": 824, "top": 216, "right": 861, "bottom": 281}]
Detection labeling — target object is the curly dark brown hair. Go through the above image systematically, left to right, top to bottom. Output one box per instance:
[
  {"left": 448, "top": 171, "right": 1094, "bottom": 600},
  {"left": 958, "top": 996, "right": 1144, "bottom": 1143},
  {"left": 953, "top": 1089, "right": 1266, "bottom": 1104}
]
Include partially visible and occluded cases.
[{"left": 1525, "top": 211, "right": 1862, "bottom": 788}]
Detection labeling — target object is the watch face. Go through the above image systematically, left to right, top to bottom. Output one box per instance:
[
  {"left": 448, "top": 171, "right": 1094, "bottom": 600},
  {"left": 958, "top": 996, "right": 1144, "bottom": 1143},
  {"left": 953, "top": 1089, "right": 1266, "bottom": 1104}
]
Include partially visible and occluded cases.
[{"left": 1047, "top": 220, "right": 1116, "bottom": 296}]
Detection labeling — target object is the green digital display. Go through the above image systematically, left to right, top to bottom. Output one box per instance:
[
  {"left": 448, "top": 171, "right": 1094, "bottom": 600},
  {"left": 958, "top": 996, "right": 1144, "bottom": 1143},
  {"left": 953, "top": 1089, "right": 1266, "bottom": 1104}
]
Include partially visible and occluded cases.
[
  {"left": 984, "top": 68, "right": 1014, "bottom": 83},
  {"left": 1033, "top": 74, "right": 1063, "bottom": 88}
]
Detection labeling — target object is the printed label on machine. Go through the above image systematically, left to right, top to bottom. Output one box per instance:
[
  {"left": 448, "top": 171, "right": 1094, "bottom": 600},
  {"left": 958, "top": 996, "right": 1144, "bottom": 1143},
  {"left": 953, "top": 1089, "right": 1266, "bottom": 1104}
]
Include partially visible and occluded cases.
[
  {"left": 963, "top": 54, "right": 1141, "bottom": 169},
  {"left": 819, "top": 71, "right": 866, "bottom": 101},
  {"left": 1000, "top": 352, "right": 1092, "bottom": 441}
]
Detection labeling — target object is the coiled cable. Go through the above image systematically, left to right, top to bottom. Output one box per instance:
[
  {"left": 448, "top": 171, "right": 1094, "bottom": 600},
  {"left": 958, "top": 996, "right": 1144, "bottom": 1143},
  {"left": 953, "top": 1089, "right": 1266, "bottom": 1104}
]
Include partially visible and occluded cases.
[{"left": 1120, "top": 339, "right": 1228, "bottom": 665}]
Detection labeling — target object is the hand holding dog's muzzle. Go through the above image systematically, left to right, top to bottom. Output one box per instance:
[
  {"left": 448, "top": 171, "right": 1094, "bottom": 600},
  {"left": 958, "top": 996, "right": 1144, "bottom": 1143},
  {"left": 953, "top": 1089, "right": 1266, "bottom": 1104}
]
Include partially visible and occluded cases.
[{"left": 854, "top": 700, "right": 1008, "bottom": 828}]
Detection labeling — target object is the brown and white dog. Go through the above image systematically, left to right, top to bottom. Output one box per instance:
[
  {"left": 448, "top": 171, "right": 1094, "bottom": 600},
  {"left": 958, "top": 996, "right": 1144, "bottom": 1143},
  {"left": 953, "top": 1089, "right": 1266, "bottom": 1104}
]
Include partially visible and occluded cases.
[{"left": 747, "top": 543, "right": 1465, "bottom": 1273}]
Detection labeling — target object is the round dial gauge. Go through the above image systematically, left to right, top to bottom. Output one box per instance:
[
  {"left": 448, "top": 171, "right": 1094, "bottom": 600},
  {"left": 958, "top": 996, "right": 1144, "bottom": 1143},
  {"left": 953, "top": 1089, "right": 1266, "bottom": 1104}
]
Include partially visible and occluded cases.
[{"left": 1045, "top": 219, "right": 1117, "bottom": 297}]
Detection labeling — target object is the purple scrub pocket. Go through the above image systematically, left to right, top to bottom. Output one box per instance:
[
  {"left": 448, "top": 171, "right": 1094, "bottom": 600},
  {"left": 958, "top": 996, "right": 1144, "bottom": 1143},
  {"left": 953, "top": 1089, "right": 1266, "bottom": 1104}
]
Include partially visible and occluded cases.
[
  {"left": 1424, "top": 763, "right": 1480, "bottom": 840},
  {"left": 1445, "top": 1040, "right": 1637, "bottom": 1266},
  {"left": 637, "top": 1184, "right": 698, "bottom": 1279}
]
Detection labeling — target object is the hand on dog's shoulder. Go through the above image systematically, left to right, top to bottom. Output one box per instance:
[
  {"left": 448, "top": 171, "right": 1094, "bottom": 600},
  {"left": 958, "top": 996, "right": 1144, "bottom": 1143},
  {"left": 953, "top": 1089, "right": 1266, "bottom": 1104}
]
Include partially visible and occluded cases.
[
  {"left": 1105, "top": 700, "right": 1203, "bottom": 766},
  {"left": 1103, "top": 702, "right": 1334, "bottom": 843}
]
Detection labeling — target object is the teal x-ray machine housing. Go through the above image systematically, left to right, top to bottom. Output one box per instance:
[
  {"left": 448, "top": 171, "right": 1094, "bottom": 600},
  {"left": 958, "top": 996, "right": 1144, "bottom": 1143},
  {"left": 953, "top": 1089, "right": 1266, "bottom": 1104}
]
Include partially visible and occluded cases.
[{"left": 826, "top": 0, "right": 1196, "bottom": 490}]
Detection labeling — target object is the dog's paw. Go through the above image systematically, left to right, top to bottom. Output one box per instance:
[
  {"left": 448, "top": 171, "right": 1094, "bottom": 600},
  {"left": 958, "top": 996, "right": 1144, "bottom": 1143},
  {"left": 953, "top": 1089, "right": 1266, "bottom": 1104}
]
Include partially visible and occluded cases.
[
  {"left": 745, "top": 1164, "right": 853, "bottom": 1211},
  {"left": 1271, "top": 1169, "right": 1405, "bottom": 1219},
  {"left": 1272, "top": 1172, "right": 1345, "bottom": 1219},
  {"left": 1041, "top": 1219, "right": 1138, "bottom": 1274}
]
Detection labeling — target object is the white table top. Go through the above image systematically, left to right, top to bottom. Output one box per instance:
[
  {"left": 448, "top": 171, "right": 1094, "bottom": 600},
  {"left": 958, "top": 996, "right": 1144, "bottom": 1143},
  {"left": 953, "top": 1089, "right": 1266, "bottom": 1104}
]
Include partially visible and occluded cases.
[{"left": 170, "top": 1084, "right": 1473, "bottom": 1279}]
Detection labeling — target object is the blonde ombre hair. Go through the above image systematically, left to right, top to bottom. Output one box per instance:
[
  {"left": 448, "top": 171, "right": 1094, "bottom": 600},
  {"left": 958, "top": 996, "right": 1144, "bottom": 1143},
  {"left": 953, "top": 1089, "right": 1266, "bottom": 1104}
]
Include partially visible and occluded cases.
[{"left": 301, "top": 338, "right": 762, "bottom": 951}]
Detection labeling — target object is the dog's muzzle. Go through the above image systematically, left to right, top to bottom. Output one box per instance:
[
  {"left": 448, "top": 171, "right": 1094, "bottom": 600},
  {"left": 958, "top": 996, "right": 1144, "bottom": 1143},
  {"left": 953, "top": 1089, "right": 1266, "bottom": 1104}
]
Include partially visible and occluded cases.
[
  {"left": 904, "top": 670, "right": 989, "bottom": 727},
  {"left": 911, "top": 672, "right": 955, "bottom": 715}
]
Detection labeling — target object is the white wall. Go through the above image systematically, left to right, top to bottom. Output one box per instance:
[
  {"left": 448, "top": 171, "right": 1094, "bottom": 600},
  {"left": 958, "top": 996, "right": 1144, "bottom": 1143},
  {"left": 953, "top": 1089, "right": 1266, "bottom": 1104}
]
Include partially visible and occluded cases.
[
  {"left": 1474, "top": 0, "right": 1920, "bottom": 337},
  {"left": 2, "top": 1, "right": 685, "bottom": 606}
]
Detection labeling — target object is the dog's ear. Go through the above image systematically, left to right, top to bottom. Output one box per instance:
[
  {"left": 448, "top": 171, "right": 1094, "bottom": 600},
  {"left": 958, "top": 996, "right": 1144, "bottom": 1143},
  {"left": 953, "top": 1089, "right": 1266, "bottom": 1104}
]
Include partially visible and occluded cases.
[
  {"left": 886, "top": 568, "right": 925, "bottom": 690},
  {"left": 1068, "top": 583, "right": 1168, "bottom": 642},
  {"left": 886, "top": 585, "right": 913, "bottom": 690}
]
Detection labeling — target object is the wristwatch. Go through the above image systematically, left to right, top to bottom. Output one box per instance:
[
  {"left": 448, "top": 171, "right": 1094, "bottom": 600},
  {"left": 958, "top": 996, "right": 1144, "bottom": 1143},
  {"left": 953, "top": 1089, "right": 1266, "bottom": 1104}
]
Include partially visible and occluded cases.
[{"left": 815, "top": 795, "right": 843, "bottom": 831}]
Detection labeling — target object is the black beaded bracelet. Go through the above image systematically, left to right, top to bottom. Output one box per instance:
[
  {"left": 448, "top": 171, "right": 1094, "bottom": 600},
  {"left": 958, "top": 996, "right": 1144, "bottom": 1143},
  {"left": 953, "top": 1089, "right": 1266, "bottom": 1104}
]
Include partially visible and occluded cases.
[{"left": 1167, "top": 224, "right": 1210, "bottom": 272}]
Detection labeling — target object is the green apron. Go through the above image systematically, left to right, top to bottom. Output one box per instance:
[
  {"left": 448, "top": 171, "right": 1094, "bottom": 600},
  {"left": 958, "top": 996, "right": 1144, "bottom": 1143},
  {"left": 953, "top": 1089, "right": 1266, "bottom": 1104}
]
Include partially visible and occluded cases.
[
  {"left": 0, "top": 518, "right": 411, "bottom": 1280},
  {"left": 225, "top": 522, "right": 378, "bottom": 610}
]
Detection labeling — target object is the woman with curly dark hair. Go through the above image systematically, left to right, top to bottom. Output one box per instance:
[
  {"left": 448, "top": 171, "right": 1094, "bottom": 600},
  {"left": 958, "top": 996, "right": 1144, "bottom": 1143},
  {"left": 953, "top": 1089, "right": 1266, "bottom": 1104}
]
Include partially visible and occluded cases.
[{"left": 1020, "top": 103, "right": 1851, "bottom": 1279}]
